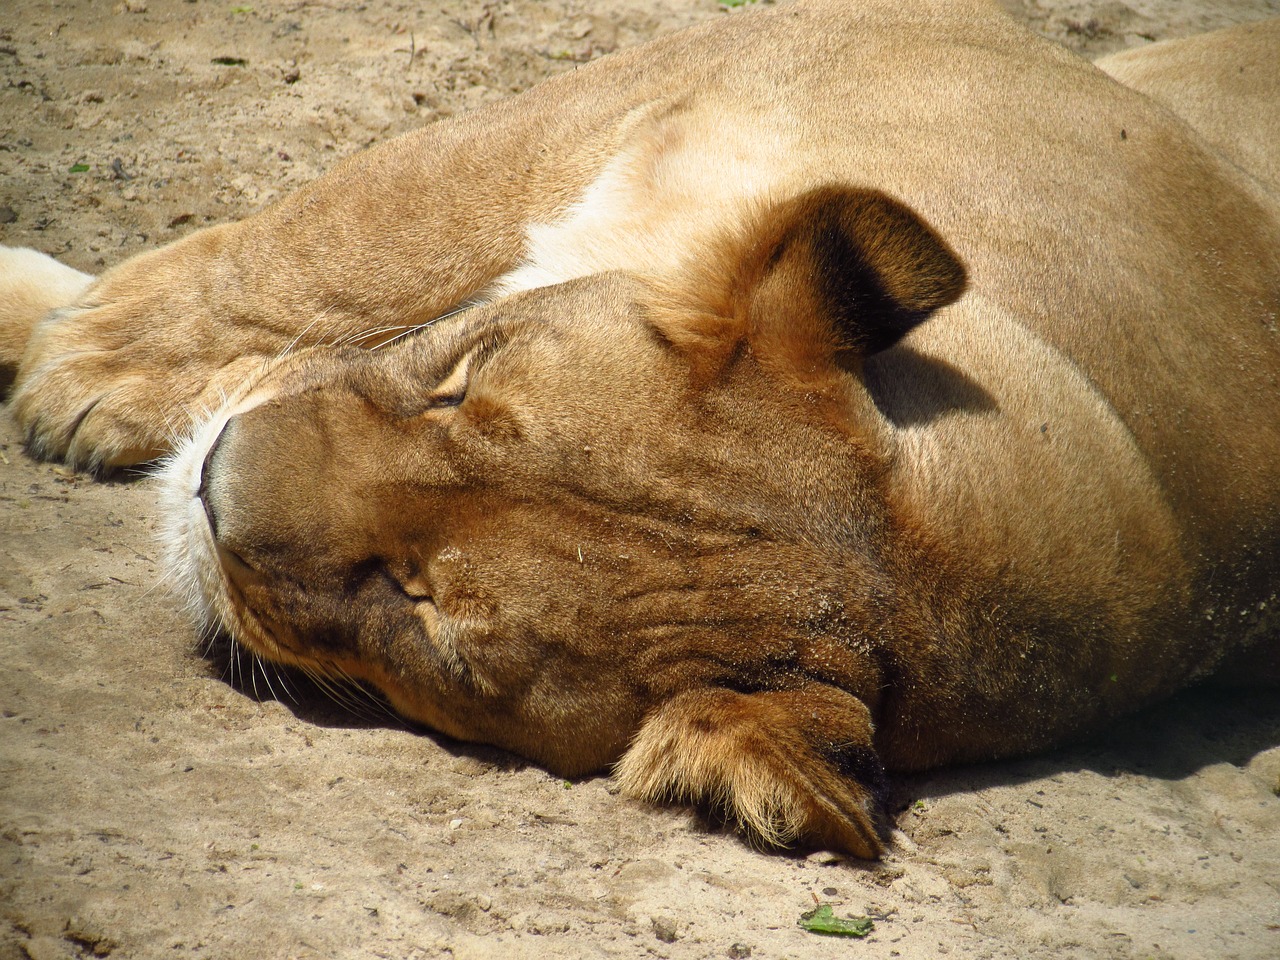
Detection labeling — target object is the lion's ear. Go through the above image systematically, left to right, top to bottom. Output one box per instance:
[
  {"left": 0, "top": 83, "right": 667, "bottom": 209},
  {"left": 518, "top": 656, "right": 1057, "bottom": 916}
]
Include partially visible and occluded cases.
[
  {"left": 743, "top": 186, "right": 966, "bottom": 360},
  {"left": 652, "top": 187, "right": 966, "bottom": 380},
  {"left": 613, "top": 684, "right": 888, "bottom": 858}
]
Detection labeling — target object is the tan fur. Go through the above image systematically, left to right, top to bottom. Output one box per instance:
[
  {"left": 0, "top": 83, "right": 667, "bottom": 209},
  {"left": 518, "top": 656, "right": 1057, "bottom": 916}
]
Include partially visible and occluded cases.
[
  {"left": 2, "top": 0, "right": 1278, "bottom": 856},
  {"left": 1096, "top": 18, "right": 1280, "bottom": 192}
]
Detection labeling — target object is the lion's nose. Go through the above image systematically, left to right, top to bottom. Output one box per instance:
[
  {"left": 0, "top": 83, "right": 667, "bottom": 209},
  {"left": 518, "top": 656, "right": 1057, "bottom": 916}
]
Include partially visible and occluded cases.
[{"left": 196, "top": 422, "right": 230, "bottom": 539}]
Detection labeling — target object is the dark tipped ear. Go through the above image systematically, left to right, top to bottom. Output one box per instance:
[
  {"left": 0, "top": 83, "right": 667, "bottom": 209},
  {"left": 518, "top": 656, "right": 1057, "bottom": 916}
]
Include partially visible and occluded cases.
[
  {"left": 648, "top": 186, "right": 966, "bottom": 381},
  {"left": 746, "top": 186, "right": 967, "bottom": 361},
  {"left": 614, "top": 684, "right": 888, "bottom": 858}
]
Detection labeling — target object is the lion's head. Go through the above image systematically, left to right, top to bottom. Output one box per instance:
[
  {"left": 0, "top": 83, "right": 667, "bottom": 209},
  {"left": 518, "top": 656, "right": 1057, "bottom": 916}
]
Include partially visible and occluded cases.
[{"left": 160, "top": 186, "right": 966, "bottom": 856}]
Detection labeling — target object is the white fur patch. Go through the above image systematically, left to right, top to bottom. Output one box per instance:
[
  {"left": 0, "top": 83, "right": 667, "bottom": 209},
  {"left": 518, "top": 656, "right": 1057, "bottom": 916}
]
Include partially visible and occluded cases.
[{"left": 490, "top": 105, "right": 796, "bottom": 298}]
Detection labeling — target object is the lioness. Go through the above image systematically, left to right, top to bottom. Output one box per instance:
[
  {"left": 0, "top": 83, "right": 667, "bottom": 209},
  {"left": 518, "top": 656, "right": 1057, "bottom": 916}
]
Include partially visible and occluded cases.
[{"left": 3, "top": 1, "right": 1278, "bottom": 858}]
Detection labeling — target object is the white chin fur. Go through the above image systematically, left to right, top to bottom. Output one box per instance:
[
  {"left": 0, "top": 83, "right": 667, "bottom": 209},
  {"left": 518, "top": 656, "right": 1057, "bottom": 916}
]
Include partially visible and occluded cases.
[{"left": 154, "top": 380, "right": 278, "bottom": 636}]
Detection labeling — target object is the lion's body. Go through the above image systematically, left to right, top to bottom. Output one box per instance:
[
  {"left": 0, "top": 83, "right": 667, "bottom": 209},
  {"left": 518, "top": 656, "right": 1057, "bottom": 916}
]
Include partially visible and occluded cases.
[
  {"left": 3, "top": 0, "right": 1278, "bottom": 855},
  {"left": 1096, "top": 18, "right": 1280, "bottom": 193}
]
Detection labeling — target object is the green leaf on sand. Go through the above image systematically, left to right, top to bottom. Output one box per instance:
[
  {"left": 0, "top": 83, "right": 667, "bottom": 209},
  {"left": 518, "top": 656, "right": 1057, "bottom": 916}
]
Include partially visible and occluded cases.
[
  {"left": 69, "top": 163, "right": 89, "bottom": 173},
  {"left": 798, "top": 905, "right": 875, "bottom": 938}
]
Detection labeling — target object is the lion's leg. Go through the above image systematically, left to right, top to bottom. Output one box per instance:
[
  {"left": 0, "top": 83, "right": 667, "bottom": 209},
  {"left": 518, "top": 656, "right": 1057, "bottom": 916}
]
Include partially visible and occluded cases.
[{"left": 9, "top": 77, "right": 639, "bottom": 470}]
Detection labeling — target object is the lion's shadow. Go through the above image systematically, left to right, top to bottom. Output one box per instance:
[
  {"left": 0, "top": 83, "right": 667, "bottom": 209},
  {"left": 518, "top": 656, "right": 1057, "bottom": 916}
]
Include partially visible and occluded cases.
[
  {"left": 864, "top": 346, "right": 999, "bottom": 426},
  {"left": 203, "top": 634, "right": 1280, "bottom": 802},
  {"left": 199, "top": 636, "right": 531, "bottom": 772},
  {"left": 897, "top": 684, "right": 1280, "bottom": 807}
]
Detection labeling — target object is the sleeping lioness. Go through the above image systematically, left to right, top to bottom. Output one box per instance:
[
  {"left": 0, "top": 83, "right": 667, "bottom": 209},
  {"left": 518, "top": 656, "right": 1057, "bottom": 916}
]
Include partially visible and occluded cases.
[{"left": 3, "top": 0, "right": 1278, "bottom": 858}]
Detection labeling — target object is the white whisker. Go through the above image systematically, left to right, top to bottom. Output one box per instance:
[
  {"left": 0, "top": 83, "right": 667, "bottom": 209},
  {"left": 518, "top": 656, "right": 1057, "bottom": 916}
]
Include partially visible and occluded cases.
[
  {"left": 371, "top": 302, "right": 475, "bottom": 351},
  {"left": 278, "top": 310, "right": 331, "bottom": 360},
  {"left": 333, "top": 322, "right": 409, "bottom": 348},
  {"left": 257, "top": 656, "right": 282, "bottom": 702},
  {"left": 329, "top": 663, "right": 401, "bottom": 722},
  {"left": 271, "top": 666, "right": 299, "bottom": 705},
  {"left": 304, "top": 666, "right": 366, "bottom": 716}
]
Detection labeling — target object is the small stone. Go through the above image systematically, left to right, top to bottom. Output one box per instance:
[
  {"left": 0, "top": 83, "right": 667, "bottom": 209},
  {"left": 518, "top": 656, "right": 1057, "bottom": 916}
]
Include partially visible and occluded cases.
[
  {"left": 450, "top": 756, "right": 489, "bottom": 778},
  {"left": 806, "top": 849, "right": 845, "bottom": 865},
  {"left": 651, "top": 915, "right": 679, "bottom": 943},
  {"left": 22, "top": 936, "right": 76, "bottom": 960}
]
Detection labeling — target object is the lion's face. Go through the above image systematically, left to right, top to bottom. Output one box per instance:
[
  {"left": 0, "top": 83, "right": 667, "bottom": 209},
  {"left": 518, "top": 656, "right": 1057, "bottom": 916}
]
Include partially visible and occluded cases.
[{"left": 161, "top": 187, "right": 966, "bottom": 854}]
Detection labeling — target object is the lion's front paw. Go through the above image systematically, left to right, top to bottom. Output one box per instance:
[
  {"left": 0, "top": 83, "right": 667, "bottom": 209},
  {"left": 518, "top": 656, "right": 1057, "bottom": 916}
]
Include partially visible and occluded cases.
[
  {"left": 6, "top": 223, "right": 299, "bottom": 470},
  {"left": 12, "top": 299, "right": 273, "bottom": 471},
  {"left": 16, "top": 304, "right": 185, "bottom": 469},
  {"left": 15, "top": 312, "right": 185, "bottom": 469},
  {"left": 615, "top": 684, "right": 888, "bottom": 858}
]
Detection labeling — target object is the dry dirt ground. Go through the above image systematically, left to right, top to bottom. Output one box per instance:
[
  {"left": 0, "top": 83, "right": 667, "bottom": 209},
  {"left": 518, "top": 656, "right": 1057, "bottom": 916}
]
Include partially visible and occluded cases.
[{"left": 3, "top": 1, "right": 1280, "bottom": 958}]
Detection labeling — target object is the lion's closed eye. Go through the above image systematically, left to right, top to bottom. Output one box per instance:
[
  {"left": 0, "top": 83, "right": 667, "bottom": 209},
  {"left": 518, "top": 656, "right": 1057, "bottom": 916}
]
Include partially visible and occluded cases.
[{"left": 428, "top": 351, "right": 472, "bottom": 407}]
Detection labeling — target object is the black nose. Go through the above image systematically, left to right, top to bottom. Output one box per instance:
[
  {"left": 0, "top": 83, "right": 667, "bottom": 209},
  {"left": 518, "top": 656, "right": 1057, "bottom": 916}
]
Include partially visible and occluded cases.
[{"left": 196, "top": 433, "right": 224, "bottom": 538}]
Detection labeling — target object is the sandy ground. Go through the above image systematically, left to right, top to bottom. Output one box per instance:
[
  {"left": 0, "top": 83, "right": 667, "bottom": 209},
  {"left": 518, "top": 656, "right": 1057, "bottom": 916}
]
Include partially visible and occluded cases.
[{"left": 2, "top": 1, "right": 1280, "bottom": 958}]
